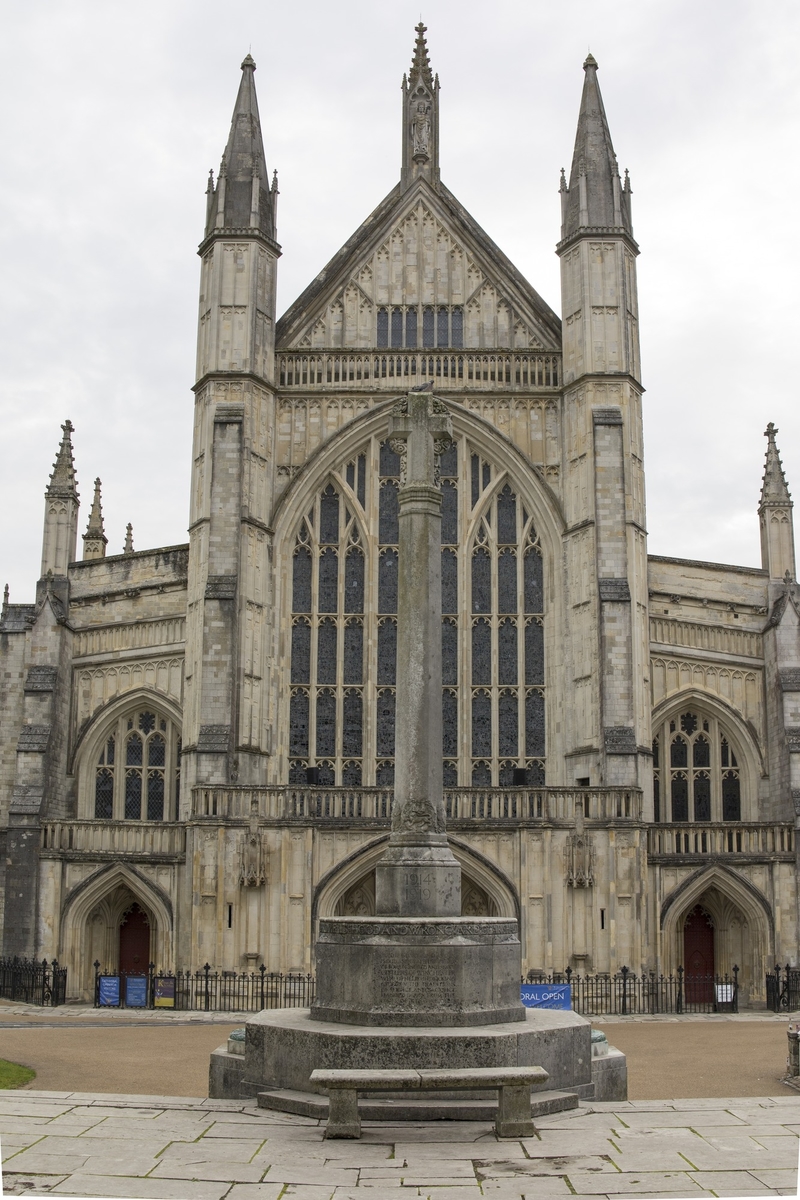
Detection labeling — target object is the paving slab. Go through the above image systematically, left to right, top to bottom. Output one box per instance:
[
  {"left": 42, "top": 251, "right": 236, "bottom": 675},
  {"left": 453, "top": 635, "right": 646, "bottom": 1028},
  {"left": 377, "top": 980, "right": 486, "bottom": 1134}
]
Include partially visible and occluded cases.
[
  {"left": 0, "top": 1090, "right": 797, "bottom": 1199},
  {"left": 2, "top": 1172, "right": 68, "bottom": 1194},
  {"left": 226, "top": 1187, "right": 285, "bottom": 1200}
]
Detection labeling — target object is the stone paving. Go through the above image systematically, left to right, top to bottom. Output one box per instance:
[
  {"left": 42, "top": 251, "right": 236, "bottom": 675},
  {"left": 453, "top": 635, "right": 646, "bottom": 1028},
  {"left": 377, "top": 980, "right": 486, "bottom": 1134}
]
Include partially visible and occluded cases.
[{"left": 0, "top": 1091, "right": 798, "bottom": 1199}]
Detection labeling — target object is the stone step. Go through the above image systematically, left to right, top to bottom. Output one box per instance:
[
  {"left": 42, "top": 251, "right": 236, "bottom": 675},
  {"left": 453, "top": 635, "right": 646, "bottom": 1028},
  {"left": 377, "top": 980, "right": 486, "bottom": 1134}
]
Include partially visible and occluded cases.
[{"left": 256, "top": 1086, "right": 579, "bottom": 1122}]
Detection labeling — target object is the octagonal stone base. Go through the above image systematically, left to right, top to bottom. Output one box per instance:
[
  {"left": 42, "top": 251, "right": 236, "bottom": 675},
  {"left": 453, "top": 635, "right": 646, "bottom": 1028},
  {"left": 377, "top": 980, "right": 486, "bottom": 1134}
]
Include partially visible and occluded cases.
[{"left": 226, "top": 1005, "right": 594, "bottom": 1100}]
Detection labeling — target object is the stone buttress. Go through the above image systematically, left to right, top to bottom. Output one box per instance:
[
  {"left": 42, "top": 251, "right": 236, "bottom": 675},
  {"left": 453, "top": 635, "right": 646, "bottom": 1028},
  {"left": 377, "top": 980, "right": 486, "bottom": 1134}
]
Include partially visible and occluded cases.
[{"left": 183, "top": 55, "right": 280, "bottom": 796}]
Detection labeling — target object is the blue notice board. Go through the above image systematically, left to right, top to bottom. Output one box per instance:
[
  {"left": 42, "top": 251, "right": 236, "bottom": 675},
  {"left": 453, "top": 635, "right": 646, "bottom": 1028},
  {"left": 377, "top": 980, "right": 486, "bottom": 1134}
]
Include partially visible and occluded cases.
[
  {"left": 125, "top": 975, "right": 148, "bottom": 1008},
  {"left": 98, "top": 976, "right": 120, "bottom": 1006},
  {"left": 521, "top": 983, "right": 571, "bottom": 1010}
]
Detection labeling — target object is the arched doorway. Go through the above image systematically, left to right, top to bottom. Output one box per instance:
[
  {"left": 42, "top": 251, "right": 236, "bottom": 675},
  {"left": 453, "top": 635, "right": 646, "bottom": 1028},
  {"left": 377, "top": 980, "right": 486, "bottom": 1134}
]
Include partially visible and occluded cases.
[
  {"left": 60, "top": 864, "right": 174, "bottom": 1000},
  {"left": 661, "top": 866, "right": 774, "bottom": 1005},
  {"left": 119, "top": 903, "right": 151, "bottom": 974},
  {"left": 683, "top": 904, "right": 714, "bottom": 1003}
]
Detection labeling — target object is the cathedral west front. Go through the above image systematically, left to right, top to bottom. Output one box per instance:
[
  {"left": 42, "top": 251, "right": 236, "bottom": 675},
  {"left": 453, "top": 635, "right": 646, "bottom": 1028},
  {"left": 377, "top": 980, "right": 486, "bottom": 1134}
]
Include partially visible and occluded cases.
[{"left": 1, "top": 27, "right": 797, "bottom": 1004}]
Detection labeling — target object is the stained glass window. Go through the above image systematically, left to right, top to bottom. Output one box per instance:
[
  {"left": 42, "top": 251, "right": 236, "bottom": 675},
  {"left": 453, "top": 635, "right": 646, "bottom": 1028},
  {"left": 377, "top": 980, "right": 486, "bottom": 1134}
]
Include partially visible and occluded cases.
[
  {"left": 285, "top": 436, "right": 545, "bottom": 787},
  {"left": 93, "top": 710, "right": 180, "bottom": 822},
  {"left": 652, "top": 710, "right": 744, "bottom": 823}
]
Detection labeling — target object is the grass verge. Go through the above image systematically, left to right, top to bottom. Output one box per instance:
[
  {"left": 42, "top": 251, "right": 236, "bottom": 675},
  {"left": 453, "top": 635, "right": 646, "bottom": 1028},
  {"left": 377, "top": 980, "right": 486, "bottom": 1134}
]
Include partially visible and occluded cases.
[{"left": 0, "top": 1058, "right": 35, "bottom": 1088}]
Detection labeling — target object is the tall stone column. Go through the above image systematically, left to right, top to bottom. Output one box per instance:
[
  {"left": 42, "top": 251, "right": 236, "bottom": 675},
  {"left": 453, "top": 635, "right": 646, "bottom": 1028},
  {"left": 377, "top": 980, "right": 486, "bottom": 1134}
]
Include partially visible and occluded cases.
[{"left": 375, "top": 390, "right": 461, "bottom": 917}]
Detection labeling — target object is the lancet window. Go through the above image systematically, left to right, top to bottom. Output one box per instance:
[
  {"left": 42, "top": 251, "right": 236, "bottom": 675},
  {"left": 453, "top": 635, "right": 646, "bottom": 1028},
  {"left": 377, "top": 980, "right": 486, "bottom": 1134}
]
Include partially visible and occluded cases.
[
  {"left": 376, "top": 306, "right": 464, "bottom": 350},
  {"left": 287, "top": 437, "right": 545, "bottom": 787},
  {"left": 289, "top": 478, "right": 366, "bottom": 786},
  {"left": 93, "top": 708, "right": 181, "bottom": 821},
  {"left": 652, "top": 710, "right": 741, "bottom": 823}
]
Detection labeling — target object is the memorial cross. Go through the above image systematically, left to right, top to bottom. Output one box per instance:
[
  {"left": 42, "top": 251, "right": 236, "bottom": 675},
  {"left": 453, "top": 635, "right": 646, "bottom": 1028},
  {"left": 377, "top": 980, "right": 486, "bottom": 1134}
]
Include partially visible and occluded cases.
[{"left": 375, "top": 390, "right": 462, "bottom": 918}]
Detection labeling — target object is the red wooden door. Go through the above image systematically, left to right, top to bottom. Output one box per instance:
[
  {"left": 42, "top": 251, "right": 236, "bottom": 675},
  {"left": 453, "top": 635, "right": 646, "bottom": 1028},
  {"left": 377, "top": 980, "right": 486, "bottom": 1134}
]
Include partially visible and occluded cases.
[
  {"left": 119, "top": 905, "right": 150, "bottom": 974},
  {"left": 683, "top": 905, "right": 714, "bottom": 1004}
]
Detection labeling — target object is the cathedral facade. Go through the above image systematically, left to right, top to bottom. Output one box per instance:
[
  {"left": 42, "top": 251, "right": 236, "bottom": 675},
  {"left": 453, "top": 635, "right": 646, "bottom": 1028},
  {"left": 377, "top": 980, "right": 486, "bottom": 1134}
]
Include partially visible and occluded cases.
[{"left": 1, "top": 28, "right": 797, "bottom": 1004}]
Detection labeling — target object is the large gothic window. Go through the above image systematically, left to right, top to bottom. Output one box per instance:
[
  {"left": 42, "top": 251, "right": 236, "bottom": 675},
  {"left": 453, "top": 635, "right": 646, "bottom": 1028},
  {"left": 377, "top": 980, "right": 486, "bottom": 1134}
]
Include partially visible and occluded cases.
[
  {"left": 287, "top": 438, "right": 545, "bottom": 787},
  {"left": 289, "top": 478, "right": 366, "bottom": 786},
  {"left": 93, "top": 707, "right": 181, "bottom": 821},
  {"left": 652, "top": 709, "right": 741, "bottom": 823}
]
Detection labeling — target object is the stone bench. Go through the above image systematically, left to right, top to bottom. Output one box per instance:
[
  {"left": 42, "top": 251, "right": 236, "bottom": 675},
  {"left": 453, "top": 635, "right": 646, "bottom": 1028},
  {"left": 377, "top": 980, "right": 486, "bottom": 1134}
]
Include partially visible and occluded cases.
[{"left": 309, "top": 1065, "right": 549, "bottom": 1139}]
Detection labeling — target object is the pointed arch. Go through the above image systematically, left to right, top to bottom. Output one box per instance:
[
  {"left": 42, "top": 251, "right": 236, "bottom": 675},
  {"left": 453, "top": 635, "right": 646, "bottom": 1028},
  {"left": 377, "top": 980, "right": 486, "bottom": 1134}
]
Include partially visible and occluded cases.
[
  {"left": 273, "top": 397, "right": 567, "bottom": 787},
  {"left": 72, "top": 689, "right": 183, "bottom": 821},
  {"left": 651, "top": 689, "right": 762, "bottom": 823},
  {"left": 311, "top": 834, "right": 519, "bottom": 933},
  {"left": 60, "top": 862, "right": 175, "bottom": 1001},
  {"left": 660, "top": 862, "right": 774, "bottom": 1001}
]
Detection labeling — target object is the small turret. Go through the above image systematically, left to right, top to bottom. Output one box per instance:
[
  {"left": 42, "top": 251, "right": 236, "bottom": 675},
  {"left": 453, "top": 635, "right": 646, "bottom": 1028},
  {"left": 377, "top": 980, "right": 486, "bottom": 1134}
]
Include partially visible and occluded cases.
[
  {"left": 401, "top": 23, "right": 440, "bottom": 191},
  {"left": 560, "top": 54, "right": 633, "bottom": 243},
  {"left": 40, "top": 420, "right": 79, "bottom": 578},
  {"left": 760, "top": 423, "right": 796, "bottom": 581},
  {"left": 82, "top": 478, "right": 107, "bottom": 561}
]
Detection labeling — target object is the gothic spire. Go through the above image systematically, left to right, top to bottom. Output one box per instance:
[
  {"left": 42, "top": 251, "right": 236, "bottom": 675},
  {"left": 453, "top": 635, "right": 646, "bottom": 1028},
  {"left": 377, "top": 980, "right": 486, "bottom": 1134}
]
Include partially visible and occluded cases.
[
  {"left": 401, "top": 22, "right": 440, "bottom": 191},
  {"left": 204, "top": 54, "right": 277, "bottom": 242},
  {"left": 561, "top": 54, "right": 632, "bottom": 242},
  {"left": 46, "top": 420, "right": 79, "bottom": 501},
  {"left": 760, "top": 423, "right": 792, "bottom": 509},
  {"left": 82, "top": 478, "right": 107, "bottom": 560},
  {"left": 123, "top": 523, "right": 134, "bottom": 555}
]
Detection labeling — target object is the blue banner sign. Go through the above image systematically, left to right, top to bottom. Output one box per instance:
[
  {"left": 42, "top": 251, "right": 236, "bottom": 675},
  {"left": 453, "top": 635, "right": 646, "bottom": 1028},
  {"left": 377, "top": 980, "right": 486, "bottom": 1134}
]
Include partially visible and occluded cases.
[
  {"left": 125, "top": 975, "right": 148, "bottom": 1008},
  {"left": 98, "top": 976, "right": 120, "bottom": 1007},
  {"left": 521, "top": 983, "right": 571, "bottom": 1010}
]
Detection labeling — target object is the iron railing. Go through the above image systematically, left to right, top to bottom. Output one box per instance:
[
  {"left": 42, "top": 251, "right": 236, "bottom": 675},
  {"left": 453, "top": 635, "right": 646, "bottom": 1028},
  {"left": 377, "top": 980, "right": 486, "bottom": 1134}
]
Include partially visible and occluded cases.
[
  {"left": 276, "top": 350, "right": 561, "bottom": 391},
  {"left": 191, "top": 785, "right": 641, "bottom": 824},
  {"left": 0, "top": 957, "right": 67, "bottom": 1006},
  {"left": 90, "top": 961, "right": 743, "bottom": 1016},
  {"left": 93, "top": 962, "right": 316, "bottom": 1012},
  {"left": 525, "top": 964, "right": 739, "bottom": 1015},
  {"left": 766, "top": 964, "right": 800, "bottom": 1012}
]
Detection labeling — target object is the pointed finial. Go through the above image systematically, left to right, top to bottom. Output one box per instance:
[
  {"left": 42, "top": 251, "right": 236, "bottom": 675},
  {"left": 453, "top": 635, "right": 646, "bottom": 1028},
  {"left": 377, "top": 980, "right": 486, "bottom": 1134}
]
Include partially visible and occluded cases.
[
  {"left": 410, "top": 21, "right": 434, "bottom": 88},
  {"left": 583, "top": 52, "right": 598, "bottom": 70},
  {"left": 241, "top": 53, "right": 256, "bottom": 71},
  {"left": 559, "top": 167, "right": 568, "bottom": 193},
  {"left": 623, "top": 167, "right": 632, "bottom": 193},
  {"left": 271, "top": 168, "right": 279, "bottom": 193},
  {"left": 206, "top": 169, "right": 215, "bottom": 194},
  {"left": 47, "top": 419, "right": 79, "bottom": 500},
  {"left": 760, "top": 421, "right": 792, "bottom": 508},
  {"left": 83, "top": 479, "right": 107, "bottom": 560},
  {"left": 87, "top": 479, "right": 104, "bottom": 531},
  {"left": 123, "top": 523, "right": 134, "bottom": 555},
  {"left": 2, "top": 584, "right": 8, "bottom": 615}
]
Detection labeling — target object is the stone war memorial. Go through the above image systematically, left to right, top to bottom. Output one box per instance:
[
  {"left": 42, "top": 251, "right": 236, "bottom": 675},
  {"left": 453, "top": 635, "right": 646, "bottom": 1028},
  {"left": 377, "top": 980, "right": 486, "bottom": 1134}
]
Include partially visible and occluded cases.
[
  {"left": 0, "top": 23, "right": 799, "bottom": 1030},
  {"left": 210, "top": 384, "right": 624, "bottom": 1124}
]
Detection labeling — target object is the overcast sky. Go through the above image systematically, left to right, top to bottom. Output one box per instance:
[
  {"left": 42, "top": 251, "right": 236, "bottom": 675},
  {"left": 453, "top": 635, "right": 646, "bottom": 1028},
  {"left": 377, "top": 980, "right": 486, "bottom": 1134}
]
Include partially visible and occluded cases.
[{"left": 1, "top": 0, "right": 798, "bottom": 602}]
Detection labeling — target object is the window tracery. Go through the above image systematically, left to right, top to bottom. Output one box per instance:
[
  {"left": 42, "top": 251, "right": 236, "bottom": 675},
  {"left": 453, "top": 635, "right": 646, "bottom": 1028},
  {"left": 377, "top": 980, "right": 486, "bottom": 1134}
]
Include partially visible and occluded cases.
[
  {"left": 376, "top": 306, "right": 464, "bottom": 349},
  {"left": 287, "top": 438, "right": 545, "bottom": 786},
  {"left": 93, "top": 708, "right": 181, "bottom": 821},
  {"left": 652, "top": 709, "right": 742, "bottom": 823}
]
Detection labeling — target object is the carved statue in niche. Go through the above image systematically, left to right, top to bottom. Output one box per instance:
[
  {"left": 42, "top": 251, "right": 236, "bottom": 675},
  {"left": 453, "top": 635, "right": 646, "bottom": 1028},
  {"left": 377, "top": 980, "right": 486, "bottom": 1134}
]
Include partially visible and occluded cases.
[
  {"left": 412, "top": 97, "right": 431, "bottom": 158},
  {"left": 239, "top": 821, "right": 267, "bottom": 887},
  {"left": 566, "top": 833, "right": 594, "bottom": 888}
]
